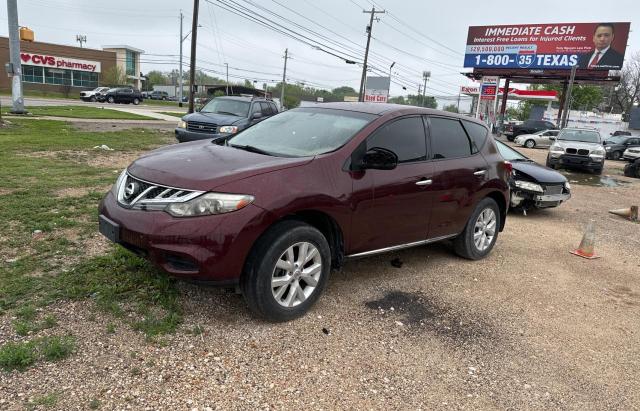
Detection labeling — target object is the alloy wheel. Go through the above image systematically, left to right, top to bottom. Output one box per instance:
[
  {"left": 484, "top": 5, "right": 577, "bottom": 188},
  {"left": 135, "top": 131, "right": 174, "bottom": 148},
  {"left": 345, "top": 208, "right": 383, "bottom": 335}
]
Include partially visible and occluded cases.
[
  {"left": 525, "top": 140, "right": 535, "bottom": 148},
  {"left": 473, "top": 208, "right": 496, "bottom": 252},
  {"left": 271, "top": 242, "right": 322, "bottom": 308}
]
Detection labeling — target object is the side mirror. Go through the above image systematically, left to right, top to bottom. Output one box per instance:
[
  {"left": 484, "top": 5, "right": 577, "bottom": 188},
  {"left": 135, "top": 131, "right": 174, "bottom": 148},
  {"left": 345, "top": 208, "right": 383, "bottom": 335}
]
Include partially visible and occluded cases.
[
  {"left": 252, "top": 112, "right": 263, "bottom": 120},
  {"left": 549, "top": 136, "right": 557, "bottom": 141},
  {"left": 360, "top": 147, "right": 398, "bottom": 170}
]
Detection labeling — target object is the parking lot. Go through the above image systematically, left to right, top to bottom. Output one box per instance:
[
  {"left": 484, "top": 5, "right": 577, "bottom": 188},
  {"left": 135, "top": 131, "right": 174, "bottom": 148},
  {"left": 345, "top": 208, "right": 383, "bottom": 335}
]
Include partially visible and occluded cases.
[{"left": 1, "top": 119, "right": 638, "bottom": 410}]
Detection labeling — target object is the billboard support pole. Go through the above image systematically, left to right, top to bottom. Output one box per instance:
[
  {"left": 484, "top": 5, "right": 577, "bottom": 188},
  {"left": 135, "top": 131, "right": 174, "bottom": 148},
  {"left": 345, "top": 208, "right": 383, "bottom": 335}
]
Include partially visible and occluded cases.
[
  {"left": 561, "top": 66, "right": 577, "bottom": 128},
  {"left": 498, "top": 78, "right": 510, "bottom": 133},
  {"left": 556, "top": 79, "right": 568, "bottom": 125}
]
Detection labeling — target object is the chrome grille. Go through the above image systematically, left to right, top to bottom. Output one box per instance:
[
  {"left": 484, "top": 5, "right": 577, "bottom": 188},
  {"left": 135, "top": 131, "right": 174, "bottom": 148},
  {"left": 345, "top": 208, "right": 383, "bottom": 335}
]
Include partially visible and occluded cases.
[
  {"left": 186, "top": 121, "right": 217, "bottom": 134},
  {"left": 117, "top": 174, "right": 204, "bottom": 210},
  {"left": 543, "top": 184, "right": 564, "bottom": 195}
]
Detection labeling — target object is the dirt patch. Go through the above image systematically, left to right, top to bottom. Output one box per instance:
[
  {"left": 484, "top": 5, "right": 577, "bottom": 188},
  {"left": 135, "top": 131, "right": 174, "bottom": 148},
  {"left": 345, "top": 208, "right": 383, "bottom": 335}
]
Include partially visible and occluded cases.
[
  {"left": 54, "top": 185, "right": 111, "bottom": 198},
  {"left": 0, "top": 188, "right": 16, "bottom": 195},
  {"left": 365, "top": 290, "right": 496, "bottom": 342}
]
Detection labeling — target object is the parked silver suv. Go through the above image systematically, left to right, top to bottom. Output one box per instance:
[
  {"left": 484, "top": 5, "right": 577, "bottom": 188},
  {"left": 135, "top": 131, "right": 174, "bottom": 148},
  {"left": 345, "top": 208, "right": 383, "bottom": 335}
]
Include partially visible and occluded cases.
[{"left": 546, "top": 128, "right": 605, "bottom": 174}]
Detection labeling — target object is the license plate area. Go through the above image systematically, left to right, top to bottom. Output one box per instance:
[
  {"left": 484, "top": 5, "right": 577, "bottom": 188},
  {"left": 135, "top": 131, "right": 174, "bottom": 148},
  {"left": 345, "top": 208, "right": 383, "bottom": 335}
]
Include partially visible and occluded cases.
[{"left": 99, "top": 215, "right": 120, "bottom": 243}]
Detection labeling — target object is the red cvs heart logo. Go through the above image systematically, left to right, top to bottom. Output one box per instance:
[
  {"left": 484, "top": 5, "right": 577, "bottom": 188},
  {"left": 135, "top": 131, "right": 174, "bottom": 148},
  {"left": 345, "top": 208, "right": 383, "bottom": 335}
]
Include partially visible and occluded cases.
[{"left": 20, "top": 53, "right": 31, "bottom": 63}]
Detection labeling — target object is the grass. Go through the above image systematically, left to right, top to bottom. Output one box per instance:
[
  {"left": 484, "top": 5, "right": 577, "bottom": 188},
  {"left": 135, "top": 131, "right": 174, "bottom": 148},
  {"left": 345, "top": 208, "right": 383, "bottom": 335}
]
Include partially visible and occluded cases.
[
  {"left": 0, "top": 89, "right": 75, "bottom": 100},
  {"left": 10, "top": 106, "right": 157, "bottom": 120},
  {"left": 158, "top": 111, "right": 185, "bottom": 118},
  {"left": 0, "top": 119, "right": 183, "bottom": 368},
  {"left": 0, "top": 335, "right": 74, "bottom": 371},
  {"left": 27, "top": 393, "right": 59, "bottom": 410},
  {"left": 89, "top": 399, "right": 101, "bottom": 409}
]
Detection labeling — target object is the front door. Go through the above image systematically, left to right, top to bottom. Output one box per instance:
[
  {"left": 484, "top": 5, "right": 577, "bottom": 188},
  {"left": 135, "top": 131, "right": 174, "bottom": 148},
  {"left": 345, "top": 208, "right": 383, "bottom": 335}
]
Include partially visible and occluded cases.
[
  {"left": 349, "top": 116, "right": 434, "bottom": 254},
  {"left": 425, "top": 116, "right": 489, "bottom": 239}
]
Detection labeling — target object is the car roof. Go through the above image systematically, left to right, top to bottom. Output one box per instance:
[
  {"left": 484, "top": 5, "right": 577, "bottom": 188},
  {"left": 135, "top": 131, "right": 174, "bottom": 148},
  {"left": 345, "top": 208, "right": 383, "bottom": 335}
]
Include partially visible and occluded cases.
[
  {"left": 216, "top": 96, "right": 271, "bottom": 102},
  {"left": 298, "top": 102, "right": 487, "bottom": 125}
]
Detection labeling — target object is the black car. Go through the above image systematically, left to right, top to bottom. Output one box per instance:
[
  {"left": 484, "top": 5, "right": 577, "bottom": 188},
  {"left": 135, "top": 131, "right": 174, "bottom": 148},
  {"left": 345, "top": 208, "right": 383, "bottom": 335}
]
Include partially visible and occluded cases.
[
  {"left": 104, "top": 87, "right": 144, "bottom": 105},
  {"left": 175, "top": 96, "right": 279, "bottom": 143},
  {"left": 505, "top": 120, "right": 557, "bottom": 141},
  {"left": 604, "top": 135, "right": 640, "bottom": 160},
  {"left": 496, "top": 140, "right": 570, "bottom": 210}
]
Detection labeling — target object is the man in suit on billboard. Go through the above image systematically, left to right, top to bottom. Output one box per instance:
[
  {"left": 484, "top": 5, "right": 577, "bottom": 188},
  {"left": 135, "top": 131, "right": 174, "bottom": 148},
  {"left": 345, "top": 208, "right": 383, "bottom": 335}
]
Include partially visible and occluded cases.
[{"left": 578, "top": 23, "right": 624, "bottom": 70}]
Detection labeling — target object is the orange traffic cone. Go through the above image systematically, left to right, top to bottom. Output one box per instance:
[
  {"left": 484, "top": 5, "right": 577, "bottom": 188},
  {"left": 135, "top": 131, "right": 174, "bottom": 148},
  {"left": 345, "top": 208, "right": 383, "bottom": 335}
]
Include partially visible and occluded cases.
[
  {"left": 608, "top": 206, "right": 639, "bottom": 222},
  {"left": 570, "top": 220, "right": 600, "bottom": 259}
]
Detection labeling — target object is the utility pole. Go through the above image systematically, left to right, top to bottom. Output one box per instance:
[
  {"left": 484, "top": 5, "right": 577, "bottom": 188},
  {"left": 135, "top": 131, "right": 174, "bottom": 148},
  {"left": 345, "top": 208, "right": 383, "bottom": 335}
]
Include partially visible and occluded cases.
[
  {"left": 7, "top": 0, "right": 25, "bottom": 114},
  {"left": 187, "top": 0, "right": 199, "bottom": 114},
  {"left": 358, "top": 7, "right": 385, "bottom": 102},
  {"left": 178, "top": 10, "right": 184, "bottom": 107},
  {"left": 280, "top": 48, "right": 289, "bottom": 110},
  {"left": 387, "top": 61, "right": 395, "bottom": 101},
  {"left": 225, "top": 63, "right": 229, "bottom": 95},
  {"left": 422, "top": 71, "right": 430, "bottom": 107}
]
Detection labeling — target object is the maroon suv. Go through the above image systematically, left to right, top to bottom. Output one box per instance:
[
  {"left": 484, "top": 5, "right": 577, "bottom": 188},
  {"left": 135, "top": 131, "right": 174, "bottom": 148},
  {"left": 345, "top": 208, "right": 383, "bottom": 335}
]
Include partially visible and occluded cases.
[{"left": 99, "top": 103, "right": 510, "bottom": 321}]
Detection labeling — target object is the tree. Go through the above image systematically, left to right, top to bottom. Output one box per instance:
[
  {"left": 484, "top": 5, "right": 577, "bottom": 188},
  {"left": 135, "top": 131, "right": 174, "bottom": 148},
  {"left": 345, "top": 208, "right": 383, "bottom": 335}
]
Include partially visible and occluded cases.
[
  {"left": 613, "top": 51, "right": 640, "bottom": 116},
  {"left": 101, "top": 66, "right": 128, "bottom": 87},
  {"left": 146, "top": 70, "right": 168, "bottom": 88},
  {"left": 541, "top": 83, "right": 603, "bottom": 111},
  {"left": 390, "top": 94, "right": 436, "bottom": 108},
  {"left": 443, "top": 104, "right": 459, "bottom": 113}
]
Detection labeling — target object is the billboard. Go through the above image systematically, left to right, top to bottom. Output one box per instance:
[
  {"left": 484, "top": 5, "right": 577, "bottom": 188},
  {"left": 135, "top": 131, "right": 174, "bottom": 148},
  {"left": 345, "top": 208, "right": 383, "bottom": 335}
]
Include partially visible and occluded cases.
[
  {"left": 464, "top": 22, "right": 630, "bottom": 71},
  {"left": 20, "top": 52, "right": 101, "bottom": 72},
  {"left": 365, "top": 76, "right": 390, "bottom": 103}
]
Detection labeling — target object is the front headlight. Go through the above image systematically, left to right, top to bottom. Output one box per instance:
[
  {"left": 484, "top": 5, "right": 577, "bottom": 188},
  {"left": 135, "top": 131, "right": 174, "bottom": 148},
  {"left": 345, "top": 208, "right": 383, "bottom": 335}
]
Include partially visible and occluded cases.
[
  {"left": 177, "top": 120, "right": 187, "bottom": 129},
  {"left": 219, "top": 125, "right": 239, "bottom": 134},
  {"left": 550, "top": 144, "right": 564, "bottom": 154},
  {"left": 605, "top": 146, "right": 611, "bottom": 151},
  {"left": 591, "top": 148, "right": 606, "bottom": 156},
  {"left": 111, "top": 169, "right": 127, "bottom": 196},
  {"left": 514, "top": 180, "right": 544, "bottom": 193},
  {"left": 564, "top": 181, "right": 571, "bottom": 191},
  {"left": 165, "top": 192, "right": 255, "bottom": 217}
]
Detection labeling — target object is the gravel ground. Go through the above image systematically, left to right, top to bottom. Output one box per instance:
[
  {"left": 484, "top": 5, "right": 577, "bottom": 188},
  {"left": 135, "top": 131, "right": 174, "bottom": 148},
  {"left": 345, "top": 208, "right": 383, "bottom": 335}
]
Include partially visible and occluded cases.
[{"left": 2, "top": 138, "right": 639, "bottom": 410}]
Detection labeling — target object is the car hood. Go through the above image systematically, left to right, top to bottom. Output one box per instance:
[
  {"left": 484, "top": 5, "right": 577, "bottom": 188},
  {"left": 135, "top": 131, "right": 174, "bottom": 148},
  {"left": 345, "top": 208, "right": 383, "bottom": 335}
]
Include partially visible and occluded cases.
[
  {"left": 183, "top": 111, "right": 245, "bottom": 125},
  {"left": 127, "top": 140, "right": 312, "bottom": 191},
  {"left": 553, "top": 140, "right": 602, "bottom": 151},
  {"left": 512, "top": 161, "right": 567, "bottom": 184}
]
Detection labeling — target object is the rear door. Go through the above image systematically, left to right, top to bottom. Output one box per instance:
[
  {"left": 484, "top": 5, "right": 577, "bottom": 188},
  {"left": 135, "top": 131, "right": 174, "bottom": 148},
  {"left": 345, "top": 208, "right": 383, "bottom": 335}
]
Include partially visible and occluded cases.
[
  {"left": 349, "top": 116, "right": 434, "bottom": 254},
  {"left": 425, "top": 116, "right": 489, "bottom": 239}
]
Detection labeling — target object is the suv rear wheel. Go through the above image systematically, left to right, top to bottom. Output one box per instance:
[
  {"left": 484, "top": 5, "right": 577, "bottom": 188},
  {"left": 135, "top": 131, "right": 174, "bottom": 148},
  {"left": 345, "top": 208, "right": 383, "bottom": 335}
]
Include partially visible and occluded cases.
[
  {"left": 107, "top": 96, "right": 114, "bottom": 104},
  {"left": 133, "top": 98, "right": 140, "bottom": 105},
  {"left": 454, "top": 198, "right": 501, "bottom": 260},
  {"left": 241, "top": 221, "right": 331, "bottom": 321}
]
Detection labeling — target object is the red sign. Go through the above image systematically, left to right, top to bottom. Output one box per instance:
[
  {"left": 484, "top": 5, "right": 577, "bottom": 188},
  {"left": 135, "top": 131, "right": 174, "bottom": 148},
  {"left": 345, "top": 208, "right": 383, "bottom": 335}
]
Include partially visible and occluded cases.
[
  {"left": 464, "top": 22, "right": 630, "bottom": 71},
  {"left": 19, "top": 53, "right": 101, "bottom": 72}
]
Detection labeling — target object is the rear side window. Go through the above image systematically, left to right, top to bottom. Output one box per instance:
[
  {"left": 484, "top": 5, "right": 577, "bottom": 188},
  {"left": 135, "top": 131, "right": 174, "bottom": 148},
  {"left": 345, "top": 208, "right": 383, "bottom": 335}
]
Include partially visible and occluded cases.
[
  {"left": 260, "top": 102, "right": 274, "bottom": 116},
  {"left": 367, "top": 117, "right": 427, "bottom": 163},
  {"left": 428, "top": 117, "right": 473, "bottom": 159},
  {"left": 462, "top": 120, "right": 488, "bottom": 153}
]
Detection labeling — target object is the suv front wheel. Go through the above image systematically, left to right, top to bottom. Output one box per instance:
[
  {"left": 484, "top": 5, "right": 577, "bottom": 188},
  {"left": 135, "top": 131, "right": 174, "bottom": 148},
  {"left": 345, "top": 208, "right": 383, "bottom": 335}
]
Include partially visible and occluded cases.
[
  {"left": 454, "top": 197, "right": 501, "bottom": 260},
  {"left": 241, "top": 220, "right": 331, "bottom": 322}
]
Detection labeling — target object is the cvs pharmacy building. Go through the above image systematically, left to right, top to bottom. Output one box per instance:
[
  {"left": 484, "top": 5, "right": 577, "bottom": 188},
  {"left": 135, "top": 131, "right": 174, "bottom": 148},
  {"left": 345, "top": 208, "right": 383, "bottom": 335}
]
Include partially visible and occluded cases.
[{"left": 0, "top": 37, "right": 143, "bottom": 93}]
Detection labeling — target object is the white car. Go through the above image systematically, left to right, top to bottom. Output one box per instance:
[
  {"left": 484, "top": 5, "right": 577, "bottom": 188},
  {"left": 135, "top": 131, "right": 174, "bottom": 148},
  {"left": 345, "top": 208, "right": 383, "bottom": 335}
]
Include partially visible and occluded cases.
[
  {"left": 80, "top": 87, "right": 110, "bottom": 102},
  {"left": 514, "top": 129, "right": 560, "bottom": 149},
  {"left": 623, "top": 147, "right": 640, "bottom": 161}
]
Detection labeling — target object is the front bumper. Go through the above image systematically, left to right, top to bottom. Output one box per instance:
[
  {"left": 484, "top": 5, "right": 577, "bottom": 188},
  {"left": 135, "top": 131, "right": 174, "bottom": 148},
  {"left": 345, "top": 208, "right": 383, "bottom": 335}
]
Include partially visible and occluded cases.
[
  {"left": 175, "top": 128, "right": 231, "bottom": 143},
  {"left": 623, "top": 153, "right": 640, "bottom": 161},
  {"left": 547, "top": 154, "right": 603, "bottom": 170},
  {"left": 510, "top": 186, "right": 571, "bottom": 209},
  {"left": 98, "top": 191, "right": 269, "bottom": 282}
]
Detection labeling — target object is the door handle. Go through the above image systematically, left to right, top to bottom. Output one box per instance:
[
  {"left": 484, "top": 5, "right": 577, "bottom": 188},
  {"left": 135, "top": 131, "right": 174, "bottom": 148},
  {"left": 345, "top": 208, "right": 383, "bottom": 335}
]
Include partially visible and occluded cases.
[
  {"left": 473, "top": 170, "right": 487, "bottom": 176},
  {"left": 415, "top": 179, "right": 433, "bottom": 186}
]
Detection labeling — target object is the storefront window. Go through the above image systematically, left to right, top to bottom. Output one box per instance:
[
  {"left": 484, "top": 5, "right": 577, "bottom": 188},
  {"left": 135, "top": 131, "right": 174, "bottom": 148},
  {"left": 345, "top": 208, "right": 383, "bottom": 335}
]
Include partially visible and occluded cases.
[
  {"left": 126, "top": 50, "right": 136, "bottom": 76},
  {"left": 22, "top": 65, "right": 44, "bottom": 83},
  {"left": 44, "top": 68, "right": 72, "bottom": 85},
  {"left": 72, "top": 70, "right": 99, "bottom": 88}
]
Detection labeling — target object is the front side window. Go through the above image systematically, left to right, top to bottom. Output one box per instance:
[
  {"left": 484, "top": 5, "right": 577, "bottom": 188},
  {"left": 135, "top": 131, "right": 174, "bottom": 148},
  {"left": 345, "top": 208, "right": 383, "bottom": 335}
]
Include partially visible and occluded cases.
[
  {"left": 201, "top": 99, "right": 251, "bottom": 117},
  {"left": 259, "top": 102, "right": 272, "bottom": 116},
  {"left": 228, "top": 108, "right": 375, "bottom": 157},
  {"left": 366, "top": 117, "right": 427, "bottom": 163},
  {"left": 429, "top": 117, "right": 473, "bottom": 159}
]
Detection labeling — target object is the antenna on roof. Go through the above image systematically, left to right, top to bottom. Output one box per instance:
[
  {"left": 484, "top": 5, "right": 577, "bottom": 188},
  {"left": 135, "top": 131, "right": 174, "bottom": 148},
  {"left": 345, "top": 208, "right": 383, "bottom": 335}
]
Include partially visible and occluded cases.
[{"left": 76, "top": 34, "right": 87, "bottom": 48}]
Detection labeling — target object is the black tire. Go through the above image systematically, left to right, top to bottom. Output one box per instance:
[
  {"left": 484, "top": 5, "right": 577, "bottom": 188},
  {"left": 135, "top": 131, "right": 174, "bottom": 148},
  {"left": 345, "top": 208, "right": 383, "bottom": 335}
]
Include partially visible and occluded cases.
[
  {"left": 89, "top": 96, "right": 96, "bottom": 102},
  {"left": 107, "top": 96, "right": 114, "bottom": 104},
  {"left": 133, "top": 98, "right": 140, "bottom": 105},
  {"left": 507, "top": 135, "right": 515, "bottom": 142},
  {"left": 524, "top": 139, "right": 536, "bottom": 148},
  {"left": 611, "top": 151, "right": 621, "bottom": 161},
  {"left": 545, "top": 155, "right": 557, "bottom": 169},
  {"left": 592, "top": 167, "right": 603, "bottom": 175},
  {"left": 453, "top": 197, "right": 501, "bottom": 260},
  {"left": 241, "top": 220, "right": 331, "bottom": 322}
]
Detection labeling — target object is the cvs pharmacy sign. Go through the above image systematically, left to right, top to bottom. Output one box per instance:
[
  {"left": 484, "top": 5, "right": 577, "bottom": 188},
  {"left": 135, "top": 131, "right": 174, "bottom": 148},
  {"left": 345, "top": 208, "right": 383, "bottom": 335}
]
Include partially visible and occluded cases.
[{"left": 20, "top": 53, "right": 101, "bottom": 72}]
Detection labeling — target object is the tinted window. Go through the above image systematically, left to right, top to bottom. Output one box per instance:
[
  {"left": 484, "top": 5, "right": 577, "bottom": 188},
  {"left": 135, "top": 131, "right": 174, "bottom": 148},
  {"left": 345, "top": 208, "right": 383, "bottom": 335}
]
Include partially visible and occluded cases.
[
  {"left": 260, "top": 102, "right": 273, "bottom": 116},
  {"left": 270, "top": 102, "right": 279, "bottom": 114},
  {"left": 366, "top": 117, "right": 427, "bottom": 163},
  {"left": 429, "top": 117, "right": 473, "bottom": 159},
  {"left": 462, "top": 120, "right": 488, "bottom": 153},
  {"left": 544, "top": 122, "right": 556, "bottom": 128},
  {"left": 548, "top": 130, "right": 559, "bottom": 136},
  {"left": 629, "top": 138, "right": 640, "bottom": 145}
]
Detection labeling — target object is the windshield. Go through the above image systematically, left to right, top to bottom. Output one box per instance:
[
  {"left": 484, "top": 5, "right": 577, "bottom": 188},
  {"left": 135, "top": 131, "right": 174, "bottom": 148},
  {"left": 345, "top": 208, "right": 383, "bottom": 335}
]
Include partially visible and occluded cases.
[
  {"left": 200, "top": 98, "right": 251, "bottom": 116},
  {"left": 228, "top": 108, "right": 376, "bottom": 157},
  {"left": 557, "top": 129, "right": 601, "bottom": 143},
  {"left": 606, "top": 136, "right": 628, "bottom": 144},
  {"left": 495, "top": 140, "right": 528, "bottom": 161}
]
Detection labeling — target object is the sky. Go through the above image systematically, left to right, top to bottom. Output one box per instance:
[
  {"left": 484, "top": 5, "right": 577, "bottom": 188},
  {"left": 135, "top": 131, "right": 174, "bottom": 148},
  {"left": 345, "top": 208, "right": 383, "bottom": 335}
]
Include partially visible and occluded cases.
[{"left": 1, "top": 0, "right": 639, "bottom": 109}]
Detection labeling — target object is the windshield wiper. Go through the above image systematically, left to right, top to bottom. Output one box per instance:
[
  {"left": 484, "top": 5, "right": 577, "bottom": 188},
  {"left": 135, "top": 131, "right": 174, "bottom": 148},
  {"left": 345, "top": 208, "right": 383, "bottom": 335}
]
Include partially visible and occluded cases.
[
  {"left": 216, "top": 111, "right": 240, "bottom": 116},
  {"left": 229, "top": 144, "right": 272, "bottom": 156}
]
